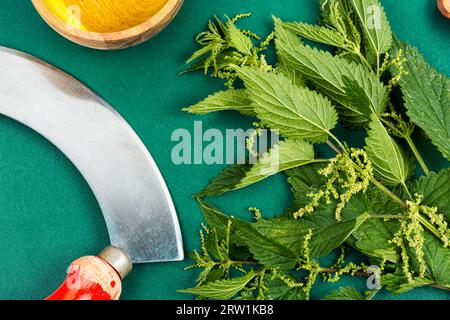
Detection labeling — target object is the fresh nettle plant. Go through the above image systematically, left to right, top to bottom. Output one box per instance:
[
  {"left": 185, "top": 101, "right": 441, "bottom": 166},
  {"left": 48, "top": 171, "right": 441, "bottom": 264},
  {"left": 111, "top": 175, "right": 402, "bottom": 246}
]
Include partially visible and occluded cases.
[{"left": 179, "top": 0, "right": 450, "bottom": 300}]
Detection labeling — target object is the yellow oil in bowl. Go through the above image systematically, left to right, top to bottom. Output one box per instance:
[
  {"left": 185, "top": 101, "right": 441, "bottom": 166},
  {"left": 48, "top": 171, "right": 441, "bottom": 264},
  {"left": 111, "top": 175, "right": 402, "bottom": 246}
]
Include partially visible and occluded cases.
[{"left": 43, "top": 0, "right": 168, "bottom": 33}]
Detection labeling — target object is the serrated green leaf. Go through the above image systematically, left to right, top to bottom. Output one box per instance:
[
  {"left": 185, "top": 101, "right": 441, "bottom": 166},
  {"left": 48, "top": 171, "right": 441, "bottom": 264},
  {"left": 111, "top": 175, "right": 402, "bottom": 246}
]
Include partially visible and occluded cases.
[
  {"left": 349, "top": 0, "right": 392, "bottom": 63},
  {"left": 273, "top": 17, "right": 302, "bottom": 48},
  {"left": 226, "top": 19, "right": 253, "bottom": 55},
  {"left": 274, "top": 19, "right": 305, "bottom": 87},
  {"left": 281, "top": 21, "right": 350, "bottom": 49},
  {"left": 393, "top": 39, "right": 450, "bottom": 161},
  {"left": 276, "top": 40, "right": 388, "bottom": 127},
  {"left": 187, "top": 43, "right": 216, "bottom": 64},
  {"left": 182, "top": 51, "right": 230, "bottom": 75},
  {"left": 238, "top": 67, "right": 338, "bottom": 142},
  {"left": 342, "top": 75, "right": 388, "bottom": 123},
  {"left": 183, "top": 89, "right": 254, "bottom": 116},
  {"left": 365, "top": 114, "right": 413, "bottom": 186},
  {"left": 197, "top": 140, "right": 316, "bottom": 197},
  {"left": 238, "top": 140, "right": 316, "bottom": 187},
  {"left": 287, "top": 162, "right": 328, "bottom": 194},
  {"left": 196, "top": 165, "right": 251, "bottom": 197},
  {"left": 287, "top": 165, "right": 401, "bottom": 262},
  {"left": 409, "top": 169, "right": 450, "bottom": 221},
  {"left": 342, "top": 188, "right": 402, "bottom": 262},
  {"left": 197, "top": 198, "right": 235, "bottom": 237},
  {"left": 197, "top": 200, "right": 298, "bottom": 268},
  {"left": 346, "top": 209, "right": 399, "bottom": 262},
  {"left": 254, "top": 210, "right": 369, "bottom": 258},
  {"left": 352, "top": 219, "right": 400, "bottom": 263},
  {"left": 236, "top": 220, "right": 298, "bottom": 269},
  {"left": 204, "top": 229, "right": 223, "bottom": 260},
  {"left": 382, "top": 232, "right": 450, "bottom": 293},
  {"left": 409, "top": 233, "right": 450, "bottom": 287},
  {"left": 179, "top": 271, "right": 257, "bottom": 299},
  {"left": 381, "top": 273, "right": 433, "bottom": 294},
  {"left": 264, "top": 278, "right": 306, "bottom": 300},
  {"left": 324, "top": 287, "right": 365, "bottom": 300}
]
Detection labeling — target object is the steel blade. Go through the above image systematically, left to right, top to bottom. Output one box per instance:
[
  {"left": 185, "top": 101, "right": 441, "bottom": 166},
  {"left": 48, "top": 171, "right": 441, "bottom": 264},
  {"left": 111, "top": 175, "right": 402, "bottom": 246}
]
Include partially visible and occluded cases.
[{"left": 0, "top": 47, "right": 183, "bottom": 263}]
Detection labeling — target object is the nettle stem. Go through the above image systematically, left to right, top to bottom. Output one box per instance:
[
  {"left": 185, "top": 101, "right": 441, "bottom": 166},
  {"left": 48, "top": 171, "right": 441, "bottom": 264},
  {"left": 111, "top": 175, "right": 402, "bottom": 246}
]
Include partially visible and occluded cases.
[
  {"left": 355, "top": 51, "right": 373, "bottom": 70},
  {"left": 380, "top": 115, "right": 430, "bottom": 176},
  {"left": 327, "top": 132, "right": 346, "bottom": 152},
  {"left": 405, "top": 135, "right": 430, "bottom": 176},
  {"left": 326, "top": 139, "right": 341, "bottom": 154},
  {"left": 369, "top": 214, "right": 409, "bottom": 220},
  {"left": 318, "top": 267, "right": 370, "bottom": 277}
]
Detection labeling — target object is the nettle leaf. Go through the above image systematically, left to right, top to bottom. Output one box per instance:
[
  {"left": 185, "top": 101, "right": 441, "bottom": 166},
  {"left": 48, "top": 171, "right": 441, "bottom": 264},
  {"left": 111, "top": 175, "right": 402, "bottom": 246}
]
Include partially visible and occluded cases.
[
  {"left": 320, "top": 0, "right": 361, "bottom": 46},
  {"left": 349, "top": 0, "right": 392, "bottom": 63},
  {"left": 226, "top": 18, "right": 253, "bottom": 55},
  {"left": 274, "top": 19, "right": 305, "bottom": 87},
  {"left": 281, "top": 21, "right": 350, "bottom": 50},
  {"left": 276, "top": 39, "right": 388, "bottom": 127},
  {"left": 393, "top": 39, "right": 450, "bottom": 161},
  {"left": 238, "top": 67, "right": 338, "bottom": 142},
  {"left": 342, "top": 75, "right": 388, "bottom": 123},
  {"left": 183, "top": 89, "right": 254, "bottom": 116},
  {"left": 365, "top": 114, "right": 413, "bottom": 187},
  {"left": 197, "top": 139, "right": 316, "bottom": 197},
  {"left": 237, "top": 140, "right": 316, "bottom": 188},
  {"left": 287, "top": 162, "right": 327, "bottom": 195},
  {"left": 287, "top": 164, "right": 402, "bottom": 262},
  {"left": 196, "top": 165, "right": 251, "bottom": 197},
  {"left": 409, "top": 169, "right": 450, "bottom": 221},
  {"left": 342, "top": 187, "right": 402, "bottom": 262},
  {"left": 198, "top": 198, "right": 235, "bottom": 237},
  {"left": 197, "top": 200, "right": 299, "bottom": 269},
  {"left": 254, "top": 208, "right": 369, "bottom": 258},
  {"left": 235, "top": 220, "right": 298, "bottom": 269},
  {"left": 384, "top": 232, "right": 450, "bottom": 293},
  {"left": 410, "top": 233, "right": 450, "bottom": 287},
  {"left": 179, "top": 271, "right": 257, "bottom": 300},
  {"left": 382, "top": 273, "right": 433, "bottom": 294},
  {"left": 264, "top": 278, "right": 306, "bottom": 300},
  {"left": 324, "top": 287, "right": 365, "bottom": 300}
]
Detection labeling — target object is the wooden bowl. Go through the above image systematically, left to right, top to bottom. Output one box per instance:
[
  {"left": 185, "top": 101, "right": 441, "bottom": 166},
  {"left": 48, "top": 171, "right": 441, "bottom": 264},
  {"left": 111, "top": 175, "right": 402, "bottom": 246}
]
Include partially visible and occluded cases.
[
  {"left": 31, "top": 0, "right": 183, "bottom": 50},
  {"left": 438, "top": 0, "right": 450, "bottom": 18}
]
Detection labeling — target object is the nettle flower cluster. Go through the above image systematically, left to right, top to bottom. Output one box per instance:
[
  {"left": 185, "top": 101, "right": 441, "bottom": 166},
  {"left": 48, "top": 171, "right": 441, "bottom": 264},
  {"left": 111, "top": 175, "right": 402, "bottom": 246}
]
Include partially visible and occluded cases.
[{"left": 180, "top": 0, "right": 450, "bottom": 300}]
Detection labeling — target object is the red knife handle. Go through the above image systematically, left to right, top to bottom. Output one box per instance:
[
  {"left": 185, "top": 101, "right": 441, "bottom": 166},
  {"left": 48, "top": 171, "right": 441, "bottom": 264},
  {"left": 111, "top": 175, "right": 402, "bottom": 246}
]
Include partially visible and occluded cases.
[{"left": 46, "top": 246, "right": 132, "bottom": 300}]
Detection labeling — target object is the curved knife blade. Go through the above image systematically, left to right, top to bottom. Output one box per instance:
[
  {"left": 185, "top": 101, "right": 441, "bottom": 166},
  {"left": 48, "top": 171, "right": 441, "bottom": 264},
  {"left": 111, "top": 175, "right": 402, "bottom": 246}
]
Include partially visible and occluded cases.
[{"left": 0, "top": 47, "right": 183, "bottom": 264}]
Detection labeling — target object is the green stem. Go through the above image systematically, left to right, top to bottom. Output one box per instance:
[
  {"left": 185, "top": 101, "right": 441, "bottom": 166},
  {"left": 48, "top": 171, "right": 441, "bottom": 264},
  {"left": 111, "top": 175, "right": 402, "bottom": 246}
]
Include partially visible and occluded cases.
[
  {"left": 355, "top": 51, "right": 373, "bottom": 70},
  {"left": 376, "top": 54, "right": 380, "bottom": 77},
  {"left": 379, "top": 115, "right": 430, "bottom": 176},
  {"left": 327, "top": 132, "right": 346, "bottom": 152},
  {"left": 405, "top": 135, "right": 430, "bottom": 176},
  {"left": 326, "top": 139, "right": 341, "bottom": 154},
  {"left": 369, "top": 177, "right": 407, "bottom": 208},
  {"left": 370, "top": 178, "right": 443, "bottom": 239},
  {"left": 402, "top": 182, "right": 413, "bottom": 200},
  {"left": 369, "top": 214, "right": 409, "bottom": 220},
  {"left": 416, "top": 214, "right": 443, "bottom": 240},
  {"left": 230, "top": 261, "right": 258, "bottom": 265},
  {"left": 318, "top": 267, "right": 370, "bottom": 277},
  {"left": 430, "top": 284, "right": 450, "bottom": 291}
]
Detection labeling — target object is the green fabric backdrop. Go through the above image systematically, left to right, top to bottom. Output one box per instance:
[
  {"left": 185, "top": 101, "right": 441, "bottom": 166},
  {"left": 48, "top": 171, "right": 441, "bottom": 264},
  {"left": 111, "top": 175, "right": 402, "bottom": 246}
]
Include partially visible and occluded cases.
[{"left": 0, "top": 0, "right": 448, "bottom": 300}]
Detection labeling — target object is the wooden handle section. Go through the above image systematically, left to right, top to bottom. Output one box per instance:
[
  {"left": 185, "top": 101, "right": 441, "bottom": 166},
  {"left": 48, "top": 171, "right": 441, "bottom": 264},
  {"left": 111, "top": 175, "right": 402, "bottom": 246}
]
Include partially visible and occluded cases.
[
  {"left": 46, "top": 246, "right": 132, "bottom": 300},
  {"left": 46, "top": 256, "right": 122, "bottom": 300}
]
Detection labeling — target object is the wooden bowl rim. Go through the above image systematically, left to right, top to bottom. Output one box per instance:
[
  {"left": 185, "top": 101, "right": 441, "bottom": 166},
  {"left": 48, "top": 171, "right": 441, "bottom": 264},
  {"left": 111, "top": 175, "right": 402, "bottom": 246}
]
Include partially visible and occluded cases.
[{"left": 31, "top": 0, "right": 182, "bottom": 44}]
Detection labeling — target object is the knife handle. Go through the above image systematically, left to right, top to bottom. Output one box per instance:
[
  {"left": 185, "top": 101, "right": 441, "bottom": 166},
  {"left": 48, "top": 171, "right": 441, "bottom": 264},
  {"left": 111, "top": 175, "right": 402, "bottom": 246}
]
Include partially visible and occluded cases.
[{"left": 46, "top": 246, "right": 132, "bottom": 300}]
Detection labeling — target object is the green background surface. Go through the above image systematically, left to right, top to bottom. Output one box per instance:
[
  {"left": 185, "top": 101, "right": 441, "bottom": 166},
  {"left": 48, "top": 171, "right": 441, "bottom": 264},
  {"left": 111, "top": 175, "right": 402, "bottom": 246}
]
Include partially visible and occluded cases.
[{"left": 0, "top": 0, "right": 449, "bottom": 300}]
